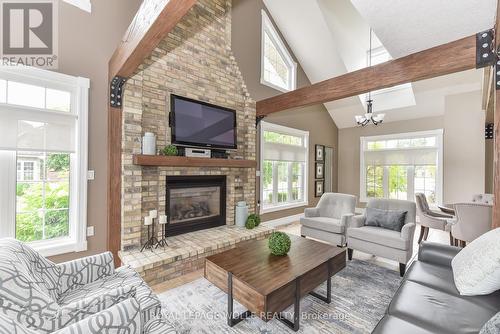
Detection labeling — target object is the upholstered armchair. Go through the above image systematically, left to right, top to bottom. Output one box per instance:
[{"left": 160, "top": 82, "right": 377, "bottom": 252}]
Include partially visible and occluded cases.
[
  {"left": 300, "top": 193, "right": 357, "bottom": 246},
  {"left": 415, "top": 193, "right": 453, "bottom": 244},
  {"left": 346, "top": 199, "right": 416, "bottom": 277},
  {"left": 451, "top": 203, "right": 493, "bottom": 246},
  {"left": 0, "top": 238, "right": 173, "bottom": 333},
  {"left": 0, "top": 298, "right": 175, "bottom": 334}
]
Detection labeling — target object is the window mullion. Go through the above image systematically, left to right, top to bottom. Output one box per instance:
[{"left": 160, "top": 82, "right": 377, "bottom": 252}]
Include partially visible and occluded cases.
[
  {"left": 0, "top": 151, "right": 16, "bottom": 238},
  {"left": 272, "top": 161, "right": 278, "bottom": 205},
  {"left": 287, "top": 162, "right": 293, "bottom": 202},
  {"left": 383, "top": 166, "right": 389, "bottom": 198},
  {"left": 407, "top": 166, "right": 415, "bottom": 201}
]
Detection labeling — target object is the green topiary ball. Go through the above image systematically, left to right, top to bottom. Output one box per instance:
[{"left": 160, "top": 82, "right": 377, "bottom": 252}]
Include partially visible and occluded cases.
[
  {"left": 161, "top": 145, "right": 178, "bottom": 156},
  {"left": 246, "top": 214, "right": 260, "bottom": 228},
  {"left": 245, "top": 216, "right": 256, "bottom": 229},
  {"left": 268, "top": 232, "right": 291, "bottom": 256}
]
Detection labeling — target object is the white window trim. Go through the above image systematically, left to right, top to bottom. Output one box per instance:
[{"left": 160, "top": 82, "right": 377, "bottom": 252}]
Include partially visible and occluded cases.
[
  {"left": 260, "top": 10, "right": 297, "bottom": 93},
  {"left": 0, "top": 66, "right": 89, "bottom": 257},
  {"left": 259, "top": 121, "right": 309, "bottom": 214},
  {"left": 359, "top": 129, "right": 443, "bottom": 204}
]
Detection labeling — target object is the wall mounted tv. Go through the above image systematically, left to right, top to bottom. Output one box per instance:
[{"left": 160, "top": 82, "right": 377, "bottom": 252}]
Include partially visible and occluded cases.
[{"left": 170, "top": 94, "right": 237, "bottom": 150}]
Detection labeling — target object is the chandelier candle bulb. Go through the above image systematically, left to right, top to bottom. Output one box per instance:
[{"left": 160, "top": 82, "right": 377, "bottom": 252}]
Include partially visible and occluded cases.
[
  {"left": 149, "top": 210, "right": 158, "bottom": 219},
  {"left": 159, "top": 215, "right": 167, "bottom": 224},
  {"left": 144, "top": 216, "right": 153, "bottom": 226}
]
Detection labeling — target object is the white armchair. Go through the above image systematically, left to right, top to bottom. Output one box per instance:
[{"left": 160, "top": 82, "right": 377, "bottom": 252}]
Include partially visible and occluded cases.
[
  {"left": 300, "top": 193, "right": 357, "bottom": 246},
  {"left": 347, "top": 198, "right": 416, "bottom": 277}
]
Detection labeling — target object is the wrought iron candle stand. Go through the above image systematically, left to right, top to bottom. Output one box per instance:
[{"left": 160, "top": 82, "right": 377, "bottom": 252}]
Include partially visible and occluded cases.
[
  {"left": 156, "top": 215, "right": 168, "bottom": 248},
  {"left": 141, "top": 216, "right": 159, "bottom": 252}
]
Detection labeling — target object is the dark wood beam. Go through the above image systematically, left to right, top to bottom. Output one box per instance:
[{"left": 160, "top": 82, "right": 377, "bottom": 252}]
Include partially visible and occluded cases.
[
  {"left": 107, "top": 0, "right": 197, "bottom": 266},
  {"left": 109, "top": 0, "right": 197, "bottom": 79},
  {"left": 493, "top": 0, "right": 500, "bottom": 229},
  {"left": 256, "top": 35, "right": 476, "bottom": 116}
]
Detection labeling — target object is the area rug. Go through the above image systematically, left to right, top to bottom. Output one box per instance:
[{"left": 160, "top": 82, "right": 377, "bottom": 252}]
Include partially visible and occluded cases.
[{"left": 158, "top": 260, "right": 401, "bottom": 333}]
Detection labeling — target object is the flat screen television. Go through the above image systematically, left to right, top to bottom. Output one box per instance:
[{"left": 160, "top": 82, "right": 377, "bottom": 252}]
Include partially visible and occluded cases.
[{"left": 170, "top": 94, "right": 237, "bottom": 150}]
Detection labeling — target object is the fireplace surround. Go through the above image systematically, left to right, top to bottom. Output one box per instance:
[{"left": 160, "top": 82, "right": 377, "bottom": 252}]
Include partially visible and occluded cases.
[{"left": 166, "top": 175, "right": 226, "bottom": 236}]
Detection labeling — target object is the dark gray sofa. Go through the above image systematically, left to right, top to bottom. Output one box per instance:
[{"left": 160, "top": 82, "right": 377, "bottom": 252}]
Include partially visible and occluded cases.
[{"left": 372, "top": 242, "right": 500, "bottom": 334}]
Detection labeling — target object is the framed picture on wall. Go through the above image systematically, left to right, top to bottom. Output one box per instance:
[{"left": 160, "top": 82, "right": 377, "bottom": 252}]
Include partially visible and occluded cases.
[
  {"left": 315, "top": 144, "right": 325, "bottom": 161},
  {"left": 315, "top": 162, "right": 324, "bottom": 179},
  {"left": 315, "top": 180, "right": 324, "bottom": 197}
]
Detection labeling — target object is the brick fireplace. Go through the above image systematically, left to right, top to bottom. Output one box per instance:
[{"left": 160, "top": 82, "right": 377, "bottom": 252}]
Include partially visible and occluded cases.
[{"left": 119, "top": 0, "right": 258, "bottom": 253}]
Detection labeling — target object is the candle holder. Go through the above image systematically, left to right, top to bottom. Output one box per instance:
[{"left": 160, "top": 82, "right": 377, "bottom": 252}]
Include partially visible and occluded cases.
[
  {"left": 156, "top": 215, "right": 168, "bottom": 248},
  {"left": 141, "top": 216, "right": 159, "bottom": 252}
]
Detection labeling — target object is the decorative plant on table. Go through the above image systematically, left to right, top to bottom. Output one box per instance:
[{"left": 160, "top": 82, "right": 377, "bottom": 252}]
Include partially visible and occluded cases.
[
  {"left": 161, "top": 145, "right": 178, "bottom": 156},
  {"left": 245, "top": 214, "right": 260, "bottom": 229},
  {"left": 268, "top": 232, "right": 291, "bottom": 256}
]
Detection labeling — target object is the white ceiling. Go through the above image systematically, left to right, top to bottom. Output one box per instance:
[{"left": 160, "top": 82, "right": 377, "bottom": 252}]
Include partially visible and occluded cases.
[
  {"left": 263, "top": 0, "right": 492, "bottom": 128},
  {"left": 350, "top": 0, "right": 496, "bottom": 58}
]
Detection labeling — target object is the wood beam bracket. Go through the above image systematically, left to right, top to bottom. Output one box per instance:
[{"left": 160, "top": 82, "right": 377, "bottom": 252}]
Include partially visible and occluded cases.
[
  {"left": 477, "top": 29, "right": 496, "bottom": 68},
  {"left": 496, "top": 56, "right": 500, "bottom": 90},
  {"left": 110, "top": 76, "right": 127, "bottom": 108},
  {"left": 256, "top": 115, "right": 266, "bottom": 127}
]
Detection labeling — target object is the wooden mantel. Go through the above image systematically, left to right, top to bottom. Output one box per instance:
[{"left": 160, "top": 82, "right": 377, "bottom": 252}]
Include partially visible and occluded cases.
[{"left": 133, "top": 155, "right": 257, "bottom": 168}]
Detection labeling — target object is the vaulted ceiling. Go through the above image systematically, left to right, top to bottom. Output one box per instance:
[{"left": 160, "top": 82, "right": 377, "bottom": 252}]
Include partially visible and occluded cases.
[{"left": 263, "top": 0, "right": 495, "bottom": 128}]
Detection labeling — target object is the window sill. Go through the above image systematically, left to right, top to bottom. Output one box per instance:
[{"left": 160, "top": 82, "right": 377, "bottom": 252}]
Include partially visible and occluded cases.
[
  {"left": 260, "top": 77, "right": 293, "bottom": 93},
  {"left": 261, "top": 201, "right": 308, "bottom": 214},
  {"left": 28, "top": 237, "right": 87, "bottom": 257}
]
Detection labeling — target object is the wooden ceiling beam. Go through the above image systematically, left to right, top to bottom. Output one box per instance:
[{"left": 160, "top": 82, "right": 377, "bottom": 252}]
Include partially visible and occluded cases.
[
  {"left": 109, "top": 0, "right": 197, "bottom": 80},
  {"left": 256, "top": 35, "right": 477, "bottom": 117}
]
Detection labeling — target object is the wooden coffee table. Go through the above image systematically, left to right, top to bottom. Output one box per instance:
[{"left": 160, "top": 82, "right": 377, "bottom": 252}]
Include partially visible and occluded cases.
[{"left": 204, "top": 235, "right": 346, "bottom": 331}]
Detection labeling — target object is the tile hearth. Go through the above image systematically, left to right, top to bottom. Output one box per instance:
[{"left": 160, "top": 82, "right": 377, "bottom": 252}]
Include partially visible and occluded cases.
[{"left": 119, "top": 224, "right": 274, "bottom": 286}]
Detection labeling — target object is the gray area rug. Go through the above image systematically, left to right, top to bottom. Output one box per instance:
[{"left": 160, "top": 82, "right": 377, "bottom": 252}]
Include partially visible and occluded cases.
[{"left": 158, "top": 260, "right": 401, "bottom": 333}]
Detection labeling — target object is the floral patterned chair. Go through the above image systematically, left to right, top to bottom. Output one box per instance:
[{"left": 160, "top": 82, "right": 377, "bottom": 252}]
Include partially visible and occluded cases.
[{"left": 0, "top": 238, "right": 175, "bottom": 333}]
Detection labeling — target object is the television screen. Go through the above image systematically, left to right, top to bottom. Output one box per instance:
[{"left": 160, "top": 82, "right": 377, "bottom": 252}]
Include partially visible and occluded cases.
[{"left": 171, "top": 95, "right": 237, "bottom": 149}]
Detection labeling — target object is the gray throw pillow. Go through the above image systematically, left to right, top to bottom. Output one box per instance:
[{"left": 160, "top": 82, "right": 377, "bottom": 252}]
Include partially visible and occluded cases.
[
  {"left": 365, "top": 207, "right": 407, "bottom": 232},
  {"left": 479, "top": 312, "right": 500, "bottom": 334}
]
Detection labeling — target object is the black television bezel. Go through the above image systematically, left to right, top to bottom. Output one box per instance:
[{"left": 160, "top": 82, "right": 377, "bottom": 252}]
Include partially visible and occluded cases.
[{"left": 170, "top": 94, "right": 237, "bottom": 150}]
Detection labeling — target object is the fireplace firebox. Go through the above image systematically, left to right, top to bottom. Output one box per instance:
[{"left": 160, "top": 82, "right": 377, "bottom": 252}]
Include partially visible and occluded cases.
[{"left": 166, "top": 176, "right": 226, "bottom": 236}]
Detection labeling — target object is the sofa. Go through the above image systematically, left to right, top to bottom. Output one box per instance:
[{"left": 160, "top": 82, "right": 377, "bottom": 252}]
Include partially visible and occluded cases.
[
  {"left": 300, "top": 193, "right": 356, "bottom": 246},
  {"left": 347, "top": 198, "right": 416, "bottom": 276},
  {"left": 0, "top": 238, "right": 175, "bottom": 333},
  {"left": 372, "top": 242, "right": 500, "bottom": 334}
]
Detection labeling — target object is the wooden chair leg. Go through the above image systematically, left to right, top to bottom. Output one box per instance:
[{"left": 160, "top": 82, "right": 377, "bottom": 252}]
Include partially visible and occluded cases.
[
  {"left": 418, "top": 226, "right": 426, "bottom": 244},
  {"left": 423, "top": 227, "right": 430, "bottom": 241},
  {"left": 449, "top": 232, "right": 454, "bottom": 246},
  {"left": 454, "top": 238, "right": 458, "bottom": 247},
  {"left": 460, "top": 240, "right": 466, "bottom": 248},
  {"left": 347, "top": 248, "right": 353, "bottom": 261},
  {"left": 399, "top": 263, "right": 406, "bottom": 277}
]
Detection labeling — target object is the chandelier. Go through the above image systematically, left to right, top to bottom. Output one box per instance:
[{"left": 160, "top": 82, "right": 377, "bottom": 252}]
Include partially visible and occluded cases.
[{"left": 355, "top": 28, "right": 385, "bottom": 127}]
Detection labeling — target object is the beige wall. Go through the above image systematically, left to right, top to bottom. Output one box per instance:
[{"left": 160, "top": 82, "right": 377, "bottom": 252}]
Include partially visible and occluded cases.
[
  {"left": 232, "top": 0, "right": 339, "bottom": 221},
  {"left": 50, "top": 1, "right": 141, "bottom": 262},
  {"left": 338, "top": 90, "right": 485, "bottom": 206}
]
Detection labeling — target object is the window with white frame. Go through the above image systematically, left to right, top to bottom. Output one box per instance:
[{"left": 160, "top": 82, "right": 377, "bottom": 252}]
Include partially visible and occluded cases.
[
  {"left": 261, "top": 10, "right": 297, "bottom": 92},
  {"left": 0, "top": 67, "right": 89, "bottom": 257},
  {"left": 260, "top": 122, "right": 308, "bottom": 213},
  {"left": 360, "top": 130, "right": 443, "bottom": 205}
]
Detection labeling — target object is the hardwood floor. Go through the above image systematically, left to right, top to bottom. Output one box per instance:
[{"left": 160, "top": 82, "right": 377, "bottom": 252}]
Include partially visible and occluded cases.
[{"left": 151, "top": 222, "right": 450, "bottom": 293}]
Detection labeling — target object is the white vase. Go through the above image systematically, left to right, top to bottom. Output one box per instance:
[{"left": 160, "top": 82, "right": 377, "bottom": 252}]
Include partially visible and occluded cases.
[
  {"left": 142, "top": 132, "right": 156, "bottom": 155},
  {"left": 235, "top": 201, "right": 248, "bottom": 227}
]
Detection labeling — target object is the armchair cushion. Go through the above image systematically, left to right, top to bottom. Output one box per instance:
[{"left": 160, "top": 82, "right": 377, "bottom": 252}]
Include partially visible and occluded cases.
[
  {"left": 304, "top": 207, "right": 320, "bottom": 218},
  {"left": 365, "top": 207, "right": 407, "bottom": 232},
  {"left": 349, "top": 214, "right": 365, "bottom": 228},
  {"left": 300, "top": 217, "right": 344, "bottom": 233},
  {"left": 348, "top": 226, "right": 409, "bottom": 250},
  {"left": 58, "top": 252, "right": 115, "bottom": 296}
]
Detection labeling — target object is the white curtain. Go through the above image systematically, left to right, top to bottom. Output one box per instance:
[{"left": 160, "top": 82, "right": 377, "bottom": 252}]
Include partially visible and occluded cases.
[
  {"left": 263, "top": 142, "right": 307, "bottom": 162},
  {"left": 364, "top": 148, "right": 437, "bottom": 166}
]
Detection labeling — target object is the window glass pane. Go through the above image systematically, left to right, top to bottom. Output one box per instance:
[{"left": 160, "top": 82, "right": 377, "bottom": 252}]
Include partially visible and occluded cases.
[
  {"left": 263, "top": 31, "right": 290, "bottom": 91},
  {"left": 0, "top": 79, "right": 6, "bottom": 103},
  {"left": 8, "top": 81, "right": 45, "bottom": 108},
  {"left": 46, "top": 88, "right": 71, "bottom": 112},
  {"left": 15, "top": 151, "right": 70, "bottom": 242},
  {"left": 262, "top": 160, "right": 273, "bottom": 205},
  {"left": 277, "top": 162, "right": 288, "bottom": 203},
  {"left": 291, "top": 162, "right": 303, "bottom": 202},
  {"left": 366, "top": 165, "right": 383, "bottom": 198},
  {"left": 388, "top": 165, "right": 408, "bottom": 200},
  {"left": 414, "top": 165, "right": 436, "bottom": 204}
]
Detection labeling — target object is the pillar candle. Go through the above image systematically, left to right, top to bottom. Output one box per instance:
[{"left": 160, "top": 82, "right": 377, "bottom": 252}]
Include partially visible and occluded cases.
[
  {"left": 149, "top": 210, "right": 158, "bottom": 219},
  {"left": 159, "top": 215, "right": 167, "bottom": 224},
  {"left": 144, "top": 216, "right": 153, "bottom": 226}
]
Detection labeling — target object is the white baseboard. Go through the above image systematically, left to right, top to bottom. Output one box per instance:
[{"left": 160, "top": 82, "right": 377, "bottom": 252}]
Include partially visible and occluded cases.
[{"left": 263, "top": 213, "right": 304, "bottom": 228}]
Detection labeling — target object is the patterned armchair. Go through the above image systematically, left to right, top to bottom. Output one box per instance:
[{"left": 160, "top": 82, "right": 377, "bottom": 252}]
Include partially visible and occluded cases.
[{"left": 0, "top": 238, "right": 175, "bottom": 333}]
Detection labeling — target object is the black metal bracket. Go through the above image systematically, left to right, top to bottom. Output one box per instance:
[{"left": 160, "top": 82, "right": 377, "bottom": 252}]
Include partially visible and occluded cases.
[
  {"left": 476, "top": 30, "right": 495, "bottom": 68},
  {"left": 496, "top": 55, "right": 500, "bottom": 90},
  {"left": 110, "top": 76, "right": 127, "bottom": 108},
  {"left": 256, "top": 115, "right": 266, "bottom": 127},
  {"left": 486, "top": 123, "right": 494, "bottom": 139},
  {"left": 309, "top": 259, "right": 332, "bottom": 304},
  {"left": 227, "top": 272, "right": 252, "bottom": 327},
  {"left": 277, "top": 276, "right": 301, "bottom": 332}
]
